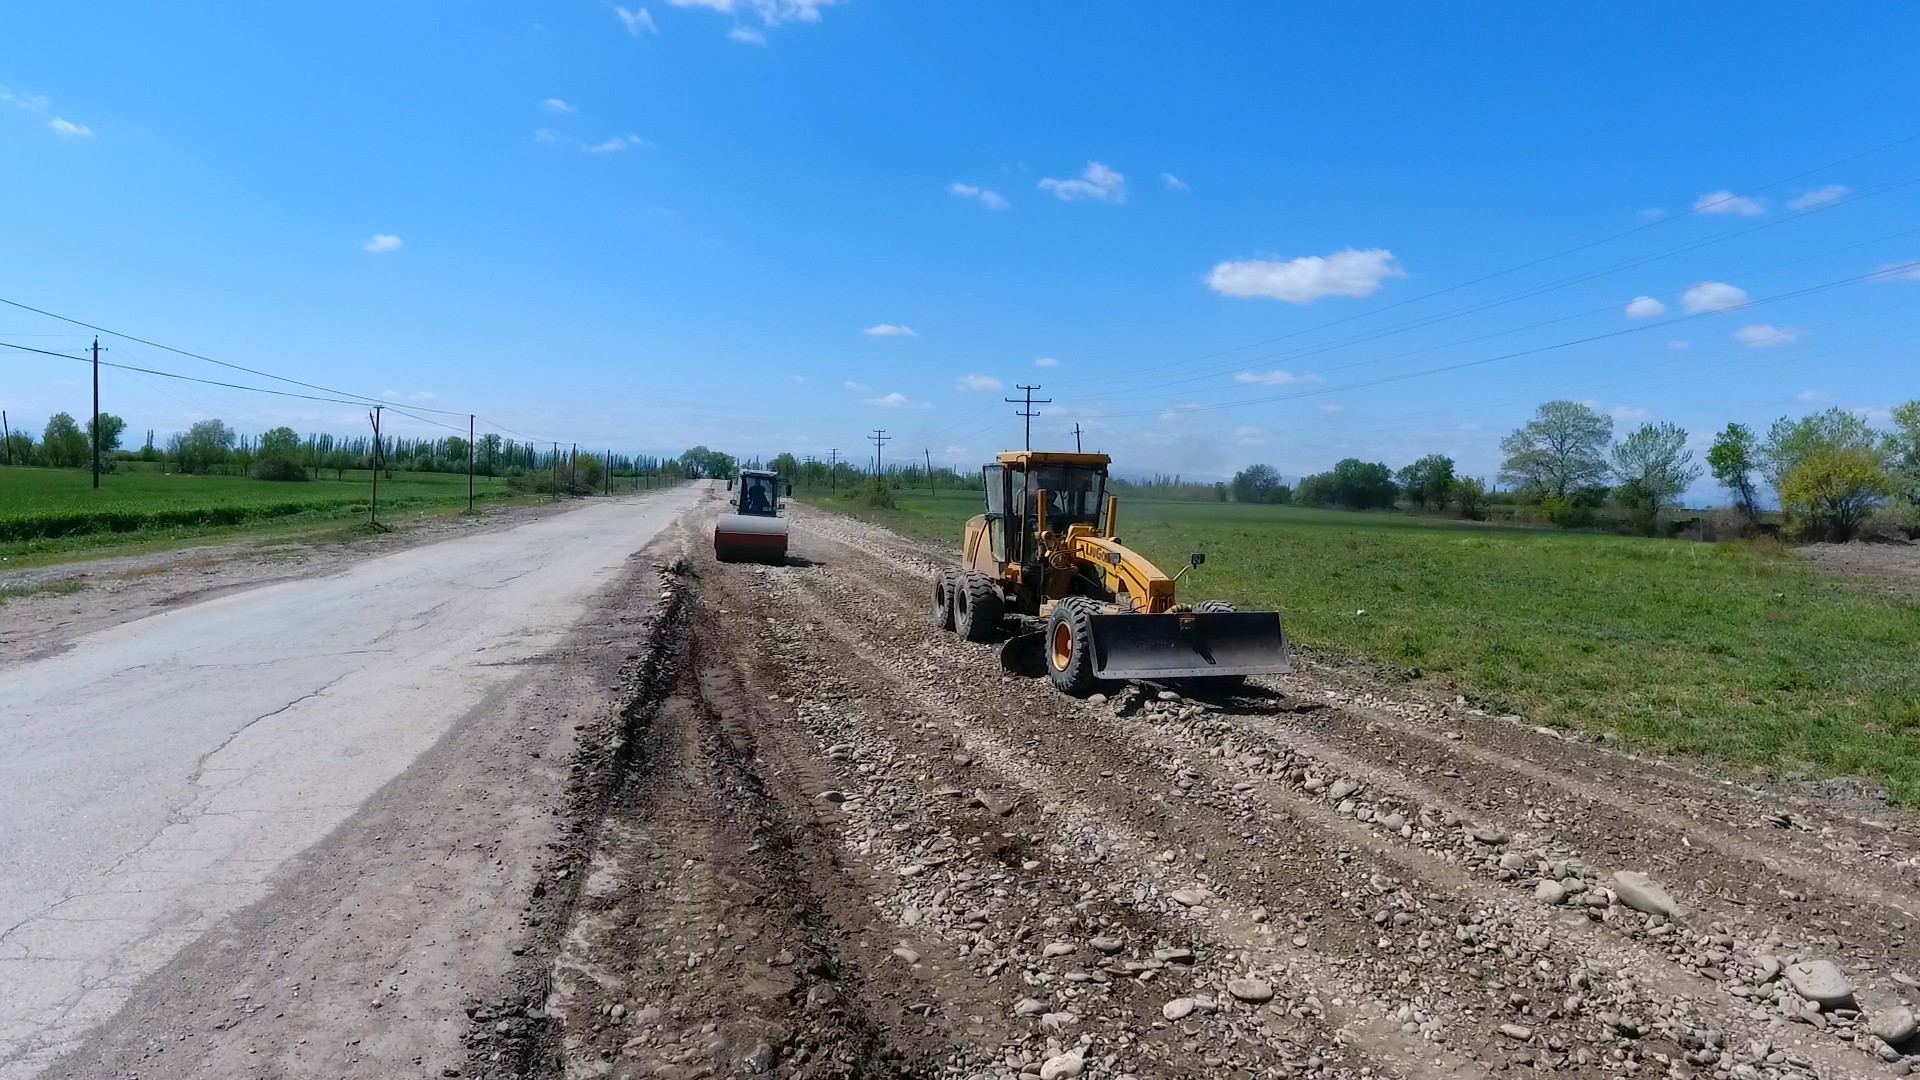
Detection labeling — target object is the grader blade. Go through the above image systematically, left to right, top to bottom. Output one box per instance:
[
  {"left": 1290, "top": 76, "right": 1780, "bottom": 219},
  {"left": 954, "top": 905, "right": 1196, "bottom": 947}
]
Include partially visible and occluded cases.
[{"left": 1085, "top": 610, "right": 1289, "bottom": 681}]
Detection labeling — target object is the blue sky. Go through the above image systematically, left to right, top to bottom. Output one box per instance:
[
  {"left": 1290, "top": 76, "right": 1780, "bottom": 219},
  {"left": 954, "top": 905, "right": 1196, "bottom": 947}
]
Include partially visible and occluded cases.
[{"left": 2, "top": 3, "right": 1916, "bottom": 491}]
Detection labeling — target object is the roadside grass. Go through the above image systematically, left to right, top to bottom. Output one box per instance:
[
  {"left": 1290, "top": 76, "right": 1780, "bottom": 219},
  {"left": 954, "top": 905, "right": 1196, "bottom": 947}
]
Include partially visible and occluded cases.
[
  {"left": 0, "top": 466, "right": 528, "bottom": 564},
  {"left": 808, "top": 487, "right": 1920, "bottom": 804},
  {"left": 0, "top": 579, "right": 86, "bottom": 608}
]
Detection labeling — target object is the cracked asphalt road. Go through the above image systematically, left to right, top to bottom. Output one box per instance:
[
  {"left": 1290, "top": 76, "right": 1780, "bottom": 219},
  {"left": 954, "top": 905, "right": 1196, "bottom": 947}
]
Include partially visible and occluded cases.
[{"left": 0, "top": 484, "right": 701, "bottom": 1079}]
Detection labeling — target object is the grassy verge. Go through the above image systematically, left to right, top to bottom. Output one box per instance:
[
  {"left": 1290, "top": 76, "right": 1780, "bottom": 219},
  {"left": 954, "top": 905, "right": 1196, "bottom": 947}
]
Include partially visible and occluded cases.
[
  {"left": 0, "top": 466, "right": 544, "bottom": 567},
  {"left": 806, "top": 486, "right": 1920, "bottom": 804},
  {"left": 0, "top": 579, "right": 86, "bottom": 608}
]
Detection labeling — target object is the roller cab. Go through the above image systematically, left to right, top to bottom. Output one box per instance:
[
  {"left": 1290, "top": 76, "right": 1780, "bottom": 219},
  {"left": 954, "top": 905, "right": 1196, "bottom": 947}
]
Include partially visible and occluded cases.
[{"left": 714, "top": 468, "right": 790, "bottom": 563}]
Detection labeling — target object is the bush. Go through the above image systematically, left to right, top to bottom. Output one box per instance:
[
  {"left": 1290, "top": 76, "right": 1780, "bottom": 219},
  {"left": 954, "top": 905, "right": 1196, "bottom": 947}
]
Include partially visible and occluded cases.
[
  {"left": 250, "top": 456, "right": 310, "bottom": 482},
  {"left": 837, "top": 477, "right": 896, "bottom": 509},
  {"left": 1537, "top": 497, "right": 1598, "bottom": 530},
  {"left": 1865, "top": 502, "right": 1920, "bottom": 542},
  {"left": 1687, "top": 507, "right": 1762, "bottom": 542}
]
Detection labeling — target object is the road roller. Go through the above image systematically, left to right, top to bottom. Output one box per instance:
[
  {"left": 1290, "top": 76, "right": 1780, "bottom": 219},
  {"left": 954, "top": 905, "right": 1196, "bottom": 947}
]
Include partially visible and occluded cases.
[{"left": 713, "top": 468, "right": 790, "bottom": 563}]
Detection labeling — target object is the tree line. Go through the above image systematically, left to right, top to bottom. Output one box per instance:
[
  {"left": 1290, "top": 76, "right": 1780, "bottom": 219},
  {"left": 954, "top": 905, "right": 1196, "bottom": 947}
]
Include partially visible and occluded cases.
[{"left": 1222, "top": 398, "right": 1919, "bottom": 542}]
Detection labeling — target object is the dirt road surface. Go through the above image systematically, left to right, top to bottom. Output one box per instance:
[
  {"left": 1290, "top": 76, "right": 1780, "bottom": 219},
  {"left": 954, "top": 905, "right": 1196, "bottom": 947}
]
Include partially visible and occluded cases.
[
  {"left": 0, "top": 485, "right": 701, "bottom": 1079},
  {"left": 517, "top": 502, "right": 1920, "bottom": 1079}
]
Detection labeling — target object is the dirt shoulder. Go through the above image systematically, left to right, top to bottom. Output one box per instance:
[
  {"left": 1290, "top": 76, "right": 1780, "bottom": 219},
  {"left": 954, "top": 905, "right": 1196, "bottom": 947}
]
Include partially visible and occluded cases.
[
  {"left": 0, "top": 496, "right": 595, "bottom": 667},
  {"left": 512, "top": 502, "right": 1920, "bottom": 1079},
  {"left": 1798, "top": 540, "right": 1920, "bottom": 596}
]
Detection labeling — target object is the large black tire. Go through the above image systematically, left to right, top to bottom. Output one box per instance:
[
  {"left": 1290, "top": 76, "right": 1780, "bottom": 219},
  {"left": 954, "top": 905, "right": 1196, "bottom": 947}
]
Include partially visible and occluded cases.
[
  {"left": 932, "top": 569, "right": 956, "bottom": 632},
  {"left": 953, "top": 570, "right": 1004, "bottom": 643},
  {"left": 1044, "top": 597, "right": 1101, "bottom": 696}
]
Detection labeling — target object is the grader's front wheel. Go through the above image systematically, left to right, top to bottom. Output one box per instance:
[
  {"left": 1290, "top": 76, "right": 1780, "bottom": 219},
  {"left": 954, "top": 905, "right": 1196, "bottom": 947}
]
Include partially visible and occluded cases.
[
  {"left": 932, "top": 570, "right": 956, "bottom": 632},
  {"left": 1044, "top": 597, "right": 1101, "bottom": 696}
]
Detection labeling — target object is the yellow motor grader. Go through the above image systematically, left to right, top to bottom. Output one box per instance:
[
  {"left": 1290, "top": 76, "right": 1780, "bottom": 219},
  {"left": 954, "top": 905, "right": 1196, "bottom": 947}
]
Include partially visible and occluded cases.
[{"left": 933, "top": 451, "right": 1290, "bottom": 695}]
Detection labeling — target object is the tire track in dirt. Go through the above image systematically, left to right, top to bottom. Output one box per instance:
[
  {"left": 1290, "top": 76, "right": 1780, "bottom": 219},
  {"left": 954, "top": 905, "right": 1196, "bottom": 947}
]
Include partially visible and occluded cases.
[{"left": 787, "top": 507, "right": 1920, "bottom": 1078}]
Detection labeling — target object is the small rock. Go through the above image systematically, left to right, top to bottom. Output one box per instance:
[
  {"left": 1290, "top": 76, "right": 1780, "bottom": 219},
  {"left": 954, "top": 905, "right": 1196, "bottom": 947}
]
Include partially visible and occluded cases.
[
  {"left": 1157, "top": 690, "right": 1179, "bottom": 702},
  {"left": 1088, "top": 693, "right": 1108, "bottom": 706},
  {"left": 1328, "top": 780, "right": 1357, "bottom": 800},
  {"left": 974, "top": 789, "right": 1016, "bottom": 817},
  {"left": 817, "top": 790, "right": 847, "bottom": 803},
  {"left": 1469, "top": 825, "right": 1508, "bottom": 845},
  {"left": 1610, "top": 870, "right": 1686, "bottom": 920},
  {"left": 1534, "top": 880, "right": 1568, "bottom": 905},
  {"left": 1170, "top": 888, "right": 1208, "bottom": 907},
  {"left": 1089, "top": 935, "right": 1125, "bottom": 955},
  {"left": 1043, "top": 941, "right": 1075, "bottom": 958},
  {"left": 892, "top": 946, "right": 921, "bottom": 964},
  {"left": 1783, "top": 959, "right": 1855, "bottom": 1010},
  {"left": 1227, "top": 979, "right": 1274, "bottom": 1004},
  {"left": 1162, "top": 997, "right": 1196, "bottom": 1021},
  {"left": 1014, "top": 998, "right": 1049, "bottom": 1017},
  {"left": 1868, "top": 1006, "right": 1915, "bottom": 1044},
  {"left": 1499, "top": 1023, "right": 1533, "bottom": 1040},
  {"left": 743, "top": 1043, "right": 776, "bottom": 1074},
  {"left": 1039, "top": 1048, "right": 1084, "bottom": 1079}
]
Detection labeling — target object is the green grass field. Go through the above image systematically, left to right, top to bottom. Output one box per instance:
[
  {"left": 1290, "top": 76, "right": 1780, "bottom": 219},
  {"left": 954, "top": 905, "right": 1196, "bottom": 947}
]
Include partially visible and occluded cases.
[
  {"left": 0, "top": 465, "right": 522, "bottom": 560},
  {"left": 810, "top": 487, "right": 1920, "bottom": 804}
]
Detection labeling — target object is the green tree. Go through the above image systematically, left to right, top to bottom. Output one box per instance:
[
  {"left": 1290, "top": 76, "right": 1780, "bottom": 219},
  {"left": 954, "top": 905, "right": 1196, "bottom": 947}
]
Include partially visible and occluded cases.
[
  {"left": 1883, "top": 400, "right": 1920, "bottom": 505},
  {"left": 1499, "top": 401, "right": 1613, "bottom": 499},
  {"left": 1760, "top": 408, "right": 1876, "bottom": 493},
  {"left": 40, "top": 412, "right": 89, "bottom": 468},
  {"left": 89, "top": 412, "right": 126, "bottom": 455},
  {"left": 167, "top": 418, "right": 236, "bottom": 474},
  {"left": 1611, "top": 421, "right": 1701, "bottom": 530},
  {"left": 1707, "top": 422, "right": 1761, "bottom": 521},
  {"left": 259, "top": 426, "right": 301, "bottom": 455},
  {"left": 5, "top": 428, "right": 38, "bottom": 465},
  {"left": 1780, "top": 448, "right": 1892, "bottom": 541},
  {"left": 771, "top": 452, "right": 801, "bottom": 480},
  {"left": 1394, "top": 454, "right": 1456, "bottom": 510},
  {"left": 1297, "top": 459, "right": 1397, "bottom": 510},
  {"left": 1230, "top": 463, "right": 1286, "bottom": 503},
  {"left": 1451, "top": 475, "right": 1488, "bottom": 519}
]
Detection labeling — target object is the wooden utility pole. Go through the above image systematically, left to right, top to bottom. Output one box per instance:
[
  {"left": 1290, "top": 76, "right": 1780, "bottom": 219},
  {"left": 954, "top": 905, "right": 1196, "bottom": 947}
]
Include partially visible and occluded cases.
[
  {"left": 90, "top": 337, "right": 104, "bottom": 488},
  {"left": 1006, "top": 384, "right": 1050, "bottom": 451},
  {"left": 368, "top": 406, "right": 384, "bottom": 526},
  {"left": 2, "top": 410, "right": 10, "bottom": 465},
  {"left": 467, "top": 415, "right": 475, "bottom": 512},
  {"left": 1073, "top": 422, "right": 1083, "bottom": 452},
  {"left": 869, "top": 429, "right": 890, "bottom": 477},
  {"left": 551, "top": 442, "right": 559, "bottom": 501},
  {"left": 828, "top": 448, "right": 840, "bottom": 491},
  {"left": 924, "top": 448, "right": 933, "bottom": 493},
  {"left": 604, "top": 449, "right": 611, "bottom": 495}
]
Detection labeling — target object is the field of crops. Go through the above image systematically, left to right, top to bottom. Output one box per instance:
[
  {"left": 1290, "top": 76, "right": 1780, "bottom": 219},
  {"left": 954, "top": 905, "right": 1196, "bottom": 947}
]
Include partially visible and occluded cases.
[
  {"left": 0, "top": 465, "right": 518, "bottom": 550},
  {"left": 816, "top": 487, "right": 1920, "bottom": 803}
]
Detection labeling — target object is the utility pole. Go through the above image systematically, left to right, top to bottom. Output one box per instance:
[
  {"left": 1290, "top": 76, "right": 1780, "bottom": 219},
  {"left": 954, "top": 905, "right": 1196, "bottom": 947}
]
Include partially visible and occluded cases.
[
  {"left": 90, "top": 336, "right": 105, "bottom": 488},
  {"left": 1006, "top": 384, "right": 1051, "bottom": 452},
  {"left": 368, "top": 406, "right": 383, "bottom": 527},
  {"left": 2, "top": 410, "right": 10, "bottom": 465},
  {"left": 467, "top": 415, "right": 475, "bottom": 512},
  {"left": 1073, "top": 422, "right": 1083, "bottom": 452},
  {"left": 869, "top": 429, "right": 890, "bottom": 478},
  {"left": 551, "top": 442, "right": 559, "bottom": 501},
  {"left": 569, "top": 442, "right": 577, "bottom": 492},
  {"left": 924, "top": 447, "right": 933, "bottom": 493},
  {"left": 828, "top": 448, "right": 840, "bottom": 491},
  {"left": 604, "top": 449, "right": 612, "bottom": 496}
]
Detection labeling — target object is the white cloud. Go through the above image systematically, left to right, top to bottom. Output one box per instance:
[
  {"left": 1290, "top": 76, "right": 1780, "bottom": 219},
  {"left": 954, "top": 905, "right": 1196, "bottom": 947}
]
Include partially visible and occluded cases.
[
  {"left": 666, "top": 0, "right": 839, "bottom": 40},
  {"left": 615, "top": 6, "right": 658, "bottom": 34},
  {"left": 729, "top": 26, "right": 766, "bottom": 44},
  {"left": 0, "top": 86, "right": 49, "bottom": 111},
  {"left": 542, "top": 97, "right": 575, "bottom": 114},
  {"left": 48, "top": 117, "right": 93, "bottom": 139},
  {"left": 534, "top": 128, "right": 562, "bottom": 145},
  {"left": 585, "top": 134, "right": 650, "bottom": 153},
  {"left": 1038, "top": 161, "right": 1126, "bottom": 203},
  {"left": 1161, "top": 172, "right": 1189, "bottom": 192},
  {"left": 948, "top": 182, "right": 1009, "bottom": 211},
  {"left": 1790, "top": 184, "right": 1849, "bottom": 211},
  {"left": 1693, "top": 190, "right": 1765, "bottom": 217},
  {"left": 363, "top": 234, "right": 404, "bottom": 254},
  {"left": 1207, "top": 248, "right": 1405, "bottom": 304},
  {"left": 1869, "top": 261, "right": 1920, "bottom": 282},
  {"left": 1681, "top": 280, "right": 1748, "bottom": 314},
  {"left": 1624, "top": 296, "right": 1665, "bottom": 319},
  {"left": 863, "top": 323, "right": 916, "bottom": 337},
  {"left": 1734, "top": 324, "right": 1799, "bottom": 348},
  {"left": 1667, "top": 339, "right": 1691, "bottom": 350},
  {"left": 1033, "top": 356, "right": 1059, "bottom": 368},
  {"left": 1231, "top": 370, "right": 1321, "bottom": 386},
  {"left": 956, "top": 373, "right": 1002, "bottom": 392},
  {"left": 843, "top": 380, "right": 873, "bottom": 393},
  {"left": 1796, "top": 389, "right": 1832, "bottom": 404},
  {"left": 866, "top": 391, "right": 911, "bottom": 408},
  {"left": 1318, "top": 403, "right": 1345, "bottom": 414},
  {"left": 1609, "top": 405, "right": 1651, "bottom": 422},
  {"left": 1231, "top": 425, "right": 1265, "bottom": 446}
]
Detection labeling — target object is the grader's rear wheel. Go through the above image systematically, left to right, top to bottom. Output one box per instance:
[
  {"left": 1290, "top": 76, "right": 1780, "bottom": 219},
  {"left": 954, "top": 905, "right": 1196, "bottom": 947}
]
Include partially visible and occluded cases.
[
  {"left": 932, "top": 570, "right": 957, "bottom": 631},
  {"left": 953, "top": 570, "right": 1004, "bottom": 643},
  {"left": 1044, "top": 596, "right": 1101, "bottom": 696}
]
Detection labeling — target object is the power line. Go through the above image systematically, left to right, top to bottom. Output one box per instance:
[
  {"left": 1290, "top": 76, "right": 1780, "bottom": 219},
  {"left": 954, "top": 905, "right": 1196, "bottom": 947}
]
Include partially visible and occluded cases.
[
  {"left": 1082, "top": 259, "right": 1920, "bottom": 421},
  {"left": 1005, "top": 384, "right": 1050, "bottom": 451}
]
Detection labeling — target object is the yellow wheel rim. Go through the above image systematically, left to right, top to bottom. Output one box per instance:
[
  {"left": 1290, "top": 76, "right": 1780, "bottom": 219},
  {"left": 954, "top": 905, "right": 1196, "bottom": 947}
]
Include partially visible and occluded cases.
[{"left": 1050, "top": 621, "right": 1073, "bottom": 671}]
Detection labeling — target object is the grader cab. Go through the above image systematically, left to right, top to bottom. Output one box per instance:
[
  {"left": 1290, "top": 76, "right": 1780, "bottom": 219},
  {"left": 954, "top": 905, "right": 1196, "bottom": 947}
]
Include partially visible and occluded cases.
[{"left": 932, "top": 451, "right": 1289, "bottom": 694}]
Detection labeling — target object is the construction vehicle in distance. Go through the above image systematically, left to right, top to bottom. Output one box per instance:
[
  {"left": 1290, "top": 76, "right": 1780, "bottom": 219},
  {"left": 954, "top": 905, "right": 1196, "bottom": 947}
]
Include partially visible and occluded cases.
[
  {"left": 932, "top": 451, "right": 1290, "bottom": 695},
  {"left": 713, "top": 468, "right": 790, "bottom": 563}
]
